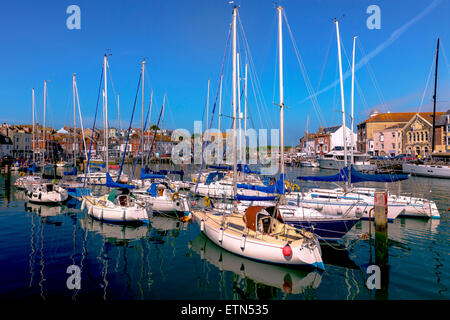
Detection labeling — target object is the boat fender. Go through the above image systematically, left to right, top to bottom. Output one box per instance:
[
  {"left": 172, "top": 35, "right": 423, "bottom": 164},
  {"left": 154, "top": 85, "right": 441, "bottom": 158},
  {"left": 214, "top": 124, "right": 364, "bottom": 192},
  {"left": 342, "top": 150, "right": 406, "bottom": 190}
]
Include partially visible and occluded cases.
[
  {"left": 171, "top": 192, "right": 180, "bottom": 201},
  {"left": 38, "top": 193, "right": 42, "bottom": 200},
  {"left": 204, "top": 196, "right": 211, "bottom": 207},
  {"left": 81, "top": 199, "right": 86, "bottom": 211},
  {"left": 88, "top": 205, "right": 93, "bottom": 215},
  {"left": 355, "top": 207, "right": 362, "bottom": 218},
  {"left": 100, "top": 208, "right": 103, "bottom": 220},
  {"left": 122, "top": 209, "right": 126, "bottom": 221},
  {"left": 200, "top": 219, "right": 205, "bottom": 232},
  {"left": 219, "top": 227, "right": 224, "bottom": 242},
  {"left": 240, "top": 234, "right": 246, "bottom": 250},
  {"left": 282, "top": 244, "right": 292, "bottom": 257}
]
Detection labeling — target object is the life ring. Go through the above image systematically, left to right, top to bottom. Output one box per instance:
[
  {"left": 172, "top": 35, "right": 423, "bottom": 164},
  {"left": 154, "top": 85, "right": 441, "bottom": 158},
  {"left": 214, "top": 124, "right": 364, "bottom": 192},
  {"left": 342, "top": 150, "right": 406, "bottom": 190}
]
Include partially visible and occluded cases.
[
  {"left": 19, "top": 172, "right": 25, "bottom": 177},
  {"left": 192, "top": 177, "right": 197, "bottom": 183},
  {"left": 52, "top": 179, "right": 58, "bottom": 185},
  {"left": 292, "top": 184, "right": 300, "bottom": 191},
  {"left": 171, "top": 192, "right": 180, "bottom": 201},
  {"left": 204, "top": 196, "right": 211, "bottom": 207}
]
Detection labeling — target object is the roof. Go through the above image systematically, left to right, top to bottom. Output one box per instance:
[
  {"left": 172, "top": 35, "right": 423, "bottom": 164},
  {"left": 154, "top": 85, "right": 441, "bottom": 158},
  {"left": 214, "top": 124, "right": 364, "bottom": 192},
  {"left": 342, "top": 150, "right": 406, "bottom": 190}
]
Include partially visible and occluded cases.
[
  {"left": 361, "top": 112, "right": 445, "bottom": 125},
  {"left": 435, "top": 114, "right": 448, "bottom": 126},
  {"left": 384, "top": 123, "right": 406, "bottom": 130},
  {"left": 323, "top": 125, "right": 342, "bottom": 134}
]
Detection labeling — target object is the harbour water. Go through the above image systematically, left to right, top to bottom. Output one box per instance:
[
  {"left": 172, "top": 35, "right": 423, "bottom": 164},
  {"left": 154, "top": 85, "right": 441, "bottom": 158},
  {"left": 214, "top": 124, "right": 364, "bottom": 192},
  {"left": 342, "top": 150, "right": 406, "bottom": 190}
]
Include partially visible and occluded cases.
[{"left": 0, "top": 165, "right": 448, "bottom": 300}]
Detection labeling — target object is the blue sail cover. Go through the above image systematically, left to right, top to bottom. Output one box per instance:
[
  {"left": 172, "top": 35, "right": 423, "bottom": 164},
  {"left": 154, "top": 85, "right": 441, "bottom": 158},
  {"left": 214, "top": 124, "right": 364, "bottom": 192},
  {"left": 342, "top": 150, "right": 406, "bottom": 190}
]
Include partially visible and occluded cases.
[
  {"left": 27, "top": 163, "right": 36, "bottom": 173},
  {"left": 237, "top": 164, "right": 261, "bottom": 174},
  {"left": 208, "top": 165, "right": 232, "bottom": 170},
  {"left": 297, "top": 165, "right": 408, "bottom": 183},
  {"left": 349, "top": 165, "right": 408, "bottom": 183},
  {"left": 64, "top": 166, "right": 77, "bottom": 176},
  {"left": 298, "top": 167, "right": 349, "bottom": 182},
  {"left": 139, "top": 168, "right": 166, "bottom": 180},
  {"left": 169, "top": 170, "right": 184, "bottom": 176},
  {"left": 205, "top": 171, "right": 225, "bottom": 185},
  {"left": 106, "top": 173, "right": 135, "bottom": 189},
  {"left": 237, "top": 177, "right": 285, "bottom": 195},
  {"left": 147, "top": 183, "right": 159, "bottom": 197},
  {"left": 237, "top": 183, "right": 275, "bottom": 193},
  {"left": 235, "top": 194, "right": 277, "bottom": 201}
]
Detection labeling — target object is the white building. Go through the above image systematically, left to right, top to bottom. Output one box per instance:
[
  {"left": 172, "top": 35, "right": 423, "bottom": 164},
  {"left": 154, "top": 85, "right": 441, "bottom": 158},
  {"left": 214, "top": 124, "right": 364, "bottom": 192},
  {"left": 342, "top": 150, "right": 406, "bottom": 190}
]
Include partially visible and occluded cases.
[{"left": 323, "top": 125, "right": 357, "bottom": 152}]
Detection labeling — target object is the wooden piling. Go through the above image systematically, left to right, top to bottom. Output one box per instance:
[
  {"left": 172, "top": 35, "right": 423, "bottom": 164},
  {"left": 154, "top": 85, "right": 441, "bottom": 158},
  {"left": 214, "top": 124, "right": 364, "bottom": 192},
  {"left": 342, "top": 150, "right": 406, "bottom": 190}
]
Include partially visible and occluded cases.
[{"left": 374, "top": 191, "right": 389, "bottom": 297}]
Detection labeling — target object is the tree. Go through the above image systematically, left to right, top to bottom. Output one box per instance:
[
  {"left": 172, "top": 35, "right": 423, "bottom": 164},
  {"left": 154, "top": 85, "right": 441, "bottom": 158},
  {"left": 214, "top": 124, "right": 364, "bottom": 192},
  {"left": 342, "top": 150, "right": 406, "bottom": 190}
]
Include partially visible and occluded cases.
[{"left": 149, "top": 124, "right": 160, "bottom": 131}]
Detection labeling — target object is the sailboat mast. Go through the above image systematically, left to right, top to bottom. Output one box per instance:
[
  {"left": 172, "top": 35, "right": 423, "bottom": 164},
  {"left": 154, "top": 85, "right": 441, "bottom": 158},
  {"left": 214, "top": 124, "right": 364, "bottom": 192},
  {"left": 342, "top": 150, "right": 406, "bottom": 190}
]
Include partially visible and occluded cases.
[
  {"left": 232, "top": 6, "right": 238, "bottom": 207},
  {"left": 278, "top": 6, "right": 285, "bottom": 180},
  {"left": 335, "top": 19, "right": 348, "bottom": 172},
  {"left": 350, "top": 36, "right": 356, "bottom": 167},
  {"left": 432, "top": 38, "right": 440, "bottom": 153},
  {"left": 237, "top": 53, "right": 242, "bottom": 162},
  {"left": 104, "top": 54, "right": 109, "bottom": 173},
  {"left": 141, "top": 59, "right": 145, "bottom": 167},
  {"left": 244, "top": 63, "right": 248, "bottom": 138},
  {"left": 73, "top": 73, "right": 77, "bottom": 167},
  {"left": 218, "top": 74, "right": 223, "bottom": 133},
  {"left": 206, "top": 79, "right": 210, "bottom": 129},
  {"left": 43, "top": 80, "right": 47, "bottom": 165},
  {"left": 32, "top": 88, "right": 35, "bottom": 164},
  {"left": 147, "top": 90, "right": 153, "bottom": 163},
  {"left": 117, "top": 94, "right": 121, "bottom": 163}
]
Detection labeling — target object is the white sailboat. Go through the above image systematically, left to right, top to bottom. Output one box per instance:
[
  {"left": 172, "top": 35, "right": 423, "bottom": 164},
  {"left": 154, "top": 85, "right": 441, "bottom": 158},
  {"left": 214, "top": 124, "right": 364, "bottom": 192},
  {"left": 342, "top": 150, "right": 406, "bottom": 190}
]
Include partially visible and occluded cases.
[
  {"left": 192, "top": 6, "right": 324, "bottom": 269},
  {"left": 295, "top": 34, "right": 440, "bottom": 219},
  {"left": 402, "top": 39, "right": 450, "bottom": 179},
  {"left": 77, "top": 55, "right": 121, "bottom": 185},
  {"left": 81, "top": 174, "right": 152, "bottom": 224},
  {"left": 26, "top": 182, "right": 69, "bottom": 204}
]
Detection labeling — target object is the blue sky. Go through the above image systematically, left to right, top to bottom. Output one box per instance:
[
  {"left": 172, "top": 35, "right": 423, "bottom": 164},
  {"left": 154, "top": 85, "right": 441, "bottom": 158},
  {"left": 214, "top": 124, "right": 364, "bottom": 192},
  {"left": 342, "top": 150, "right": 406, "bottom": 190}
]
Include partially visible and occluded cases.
[{"left": 0, "top": 0, "right": 449, "bottom": 146}]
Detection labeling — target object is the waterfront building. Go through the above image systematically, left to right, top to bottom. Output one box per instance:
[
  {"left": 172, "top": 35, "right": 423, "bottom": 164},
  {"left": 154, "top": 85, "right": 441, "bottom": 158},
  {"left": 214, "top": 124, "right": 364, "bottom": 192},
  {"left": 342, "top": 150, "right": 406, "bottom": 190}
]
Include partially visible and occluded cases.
[{"left": 357, "top": 110, "right": 446, "bottom": 155}]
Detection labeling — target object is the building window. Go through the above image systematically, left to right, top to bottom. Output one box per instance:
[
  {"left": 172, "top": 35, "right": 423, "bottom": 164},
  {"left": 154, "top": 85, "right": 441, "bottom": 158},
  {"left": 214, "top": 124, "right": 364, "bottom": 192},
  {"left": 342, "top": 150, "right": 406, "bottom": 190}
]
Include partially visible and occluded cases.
[
  {"left": 392, "top": 132, "right": 395, "bottom": 138},
  {"left": 408, "top": 132, "right": 411, "bottom": 142},
  {"left": 421, "top": 132, "right": 424, "bottom": 141},
  {"left": 426, "top": 132, "right": 429, "bottom": 141},
  {"left": 380, "top": 133, "right": 384, "bottom": 142},
  {"left": 392, "top": 143, "right": 395, "bottom": 149},
  {"left": 323, "top": 144, "right": 328, "bottom": 152},
  {"left": 381, "top": 144, "right": 384, "bottom": 149}
]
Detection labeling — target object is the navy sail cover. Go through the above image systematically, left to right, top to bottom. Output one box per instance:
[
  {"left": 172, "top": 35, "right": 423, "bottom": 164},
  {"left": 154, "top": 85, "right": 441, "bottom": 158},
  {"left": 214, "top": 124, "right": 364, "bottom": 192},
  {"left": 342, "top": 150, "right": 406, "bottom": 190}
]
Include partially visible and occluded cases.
[{"left": 297, "top": 165, "right": 408, "bottom": 183}]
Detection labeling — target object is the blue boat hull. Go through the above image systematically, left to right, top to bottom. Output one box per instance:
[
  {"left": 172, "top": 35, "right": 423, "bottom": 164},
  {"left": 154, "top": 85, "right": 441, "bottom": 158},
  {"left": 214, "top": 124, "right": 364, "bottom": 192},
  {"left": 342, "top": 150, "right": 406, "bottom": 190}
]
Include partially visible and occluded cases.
[{"left": 285, "top": 218, "right": 360, "bottom": 241}]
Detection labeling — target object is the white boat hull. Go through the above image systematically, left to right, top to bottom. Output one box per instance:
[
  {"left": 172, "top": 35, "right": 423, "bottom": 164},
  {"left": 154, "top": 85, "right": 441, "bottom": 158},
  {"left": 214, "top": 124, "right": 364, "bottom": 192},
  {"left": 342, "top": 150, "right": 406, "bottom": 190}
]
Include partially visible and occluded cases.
[
  {"left": 402, "top": 163, "right": 450, "bottom": 179},
  {"left": 82, "top": 196, "right": 152, "bottom": 224}
]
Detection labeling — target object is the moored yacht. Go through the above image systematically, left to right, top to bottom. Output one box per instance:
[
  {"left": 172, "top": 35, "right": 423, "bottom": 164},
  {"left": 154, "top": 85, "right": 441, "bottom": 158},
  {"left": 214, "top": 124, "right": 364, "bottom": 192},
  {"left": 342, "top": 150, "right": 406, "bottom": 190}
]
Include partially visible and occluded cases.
[{"left": 319, "top": 147, "right": 376, "bottom": 172}]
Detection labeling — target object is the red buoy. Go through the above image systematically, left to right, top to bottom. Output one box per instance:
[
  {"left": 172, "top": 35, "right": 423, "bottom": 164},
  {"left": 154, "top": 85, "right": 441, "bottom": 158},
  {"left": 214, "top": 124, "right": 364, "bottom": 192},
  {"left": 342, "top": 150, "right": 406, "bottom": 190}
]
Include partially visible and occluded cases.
[{"left": 282, "top": 244, "right": 292, "bottom": 257}]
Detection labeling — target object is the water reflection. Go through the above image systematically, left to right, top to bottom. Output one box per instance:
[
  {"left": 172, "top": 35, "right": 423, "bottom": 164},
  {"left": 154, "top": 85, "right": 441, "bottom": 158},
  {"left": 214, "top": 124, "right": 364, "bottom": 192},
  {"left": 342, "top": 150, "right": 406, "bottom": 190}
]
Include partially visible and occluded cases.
[
  {"left": 80, "top": 215, "right": 150, "bottom": 245},
  {"left": 189, "top": 233, "right": 322, "bottom": 298}
]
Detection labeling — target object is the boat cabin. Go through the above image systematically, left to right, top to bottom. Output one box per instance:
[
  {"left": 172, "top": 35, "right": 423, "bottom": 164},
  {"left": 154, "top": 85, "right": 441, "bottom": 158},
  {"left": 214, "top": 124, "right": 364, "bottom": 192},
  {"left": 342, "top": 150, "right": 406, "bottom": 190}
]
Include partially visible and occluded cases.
[{"left": 244, "top": 206, "right": 284, "bottom": 234}]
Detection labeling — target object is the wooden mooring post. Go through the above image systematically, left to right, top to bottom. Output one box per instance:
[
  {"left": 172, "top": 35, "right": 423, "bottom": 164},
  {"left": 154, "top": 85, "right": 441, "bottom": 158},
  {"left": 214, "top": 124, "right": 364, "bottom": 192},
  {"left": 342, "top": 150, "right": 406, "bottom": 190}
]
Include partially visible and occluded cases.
[{"left": 374, "top": 191, "right": 389, "bottom": 298}]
